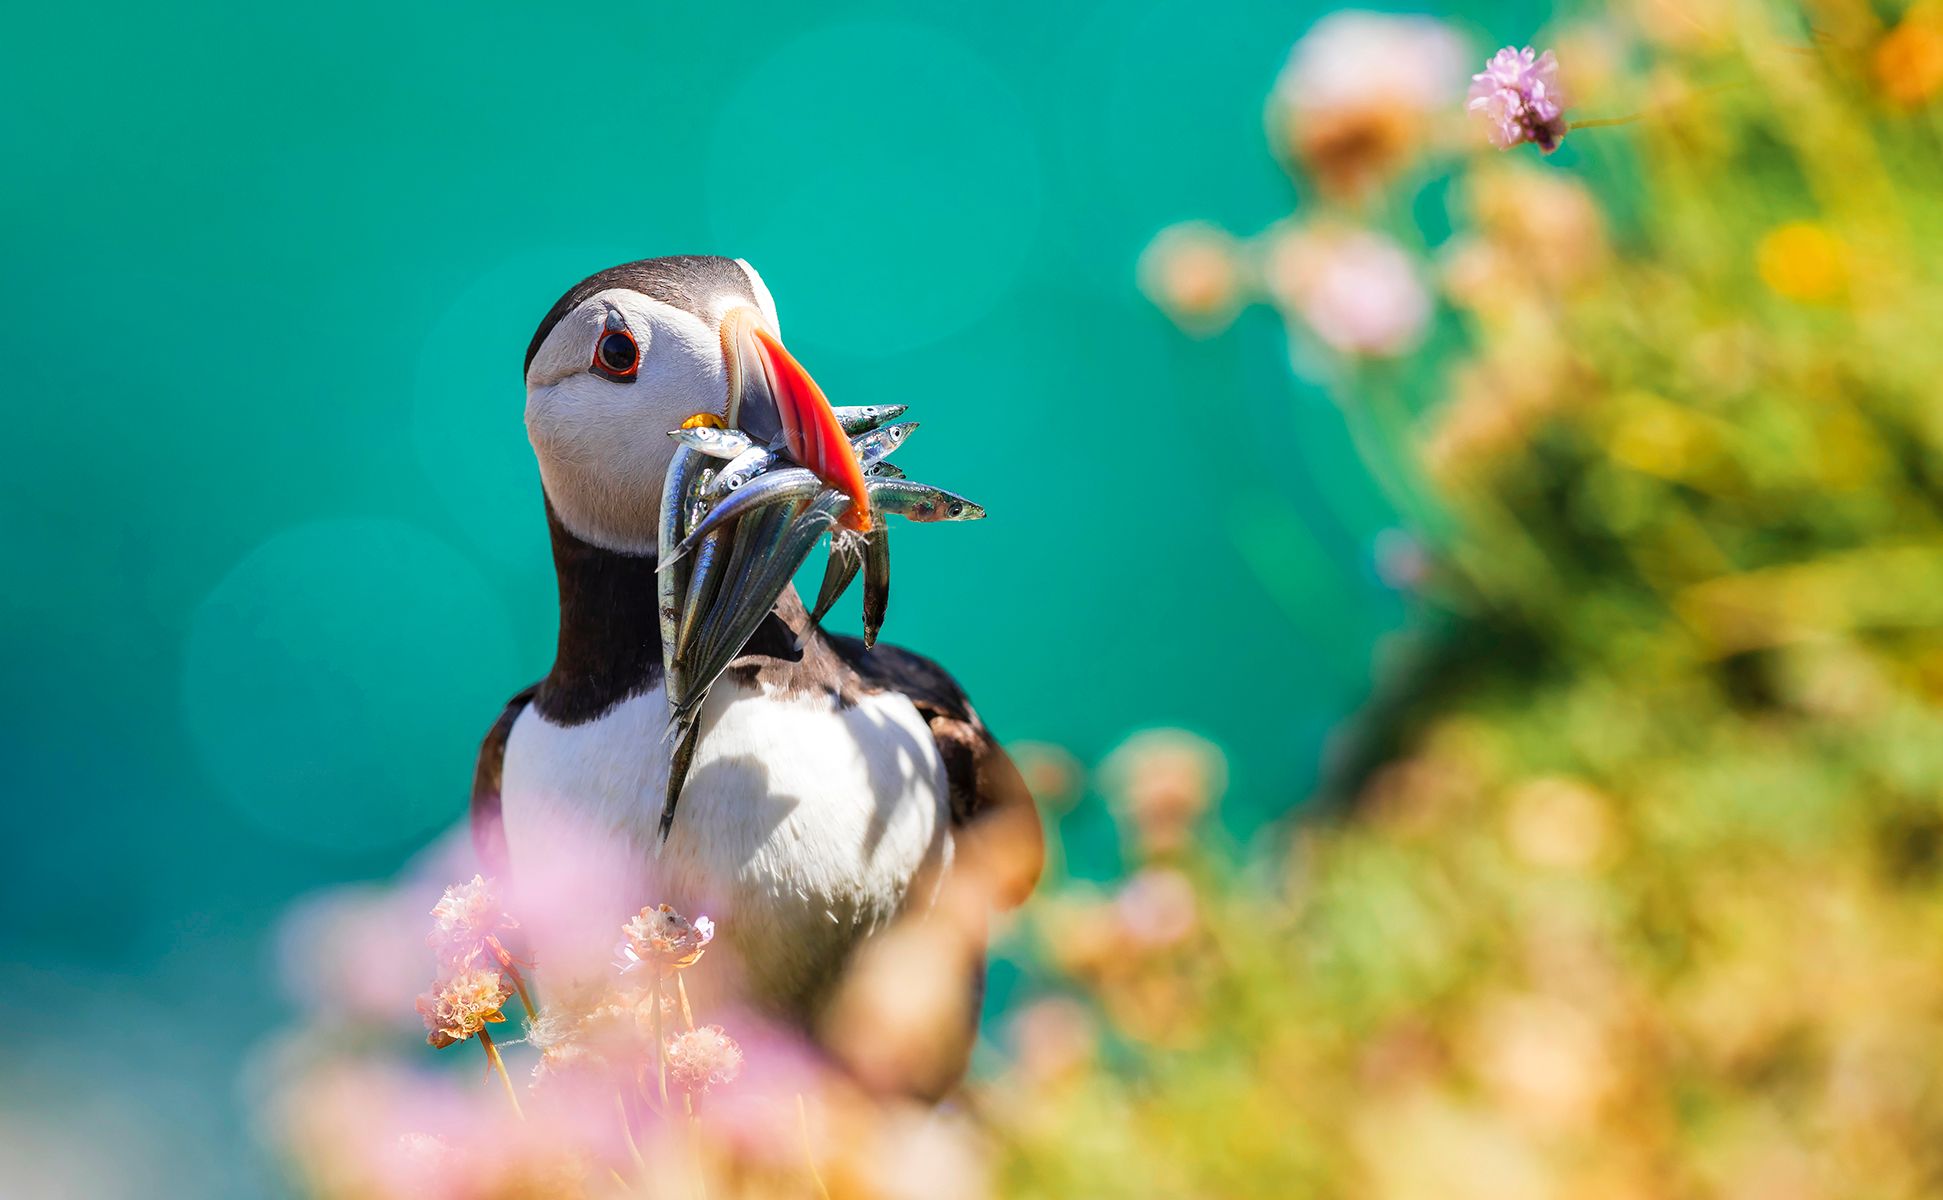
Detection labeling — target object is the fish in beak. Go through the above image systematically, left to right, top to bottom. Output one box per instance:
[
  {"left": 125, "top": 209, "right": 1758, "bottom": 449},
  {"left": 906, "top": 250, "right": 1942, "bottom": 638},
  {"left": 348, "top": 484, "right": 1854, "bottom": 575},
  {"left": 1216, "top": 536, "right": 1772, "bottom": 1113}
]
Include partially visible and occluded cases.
[{"left": 723, "top": 308, "right": 873, "bottom": 532}]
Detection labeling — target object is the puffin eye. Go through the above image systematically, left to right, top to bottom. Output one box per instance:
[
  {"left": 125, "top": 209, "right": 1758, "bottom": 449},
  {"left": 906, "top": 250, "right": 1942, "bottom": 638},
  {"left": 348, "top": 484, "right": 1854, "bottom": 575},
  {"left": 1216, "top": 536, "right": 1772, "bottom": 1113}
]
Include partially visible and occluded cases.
[{"left": 593, "top": 329, "right": 639, "bottom": 380}]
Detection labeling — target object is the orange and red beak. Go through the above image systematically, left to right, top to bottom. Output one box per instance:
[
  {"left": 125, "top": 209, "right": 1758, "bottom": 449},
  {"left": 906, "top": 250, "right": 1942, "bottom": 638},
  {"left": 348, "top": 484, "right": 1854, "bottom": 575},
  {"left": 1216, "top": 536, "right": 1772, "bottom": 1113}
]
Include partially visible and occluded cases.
[{"left": 723, "top": 309, "right": 872, "bottom": 532}]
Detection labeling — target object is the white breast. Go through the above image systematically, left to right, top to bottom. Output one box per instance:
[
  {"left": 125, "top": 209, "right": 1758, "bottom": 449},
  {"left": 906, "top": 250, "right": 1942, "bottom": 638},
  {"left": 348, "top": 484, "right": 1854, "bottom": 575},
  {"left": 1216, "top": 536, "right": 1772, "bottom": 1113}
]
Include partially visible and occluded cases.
[{"left": 500, "top": 678, "right": 950, "bottom": 1017}]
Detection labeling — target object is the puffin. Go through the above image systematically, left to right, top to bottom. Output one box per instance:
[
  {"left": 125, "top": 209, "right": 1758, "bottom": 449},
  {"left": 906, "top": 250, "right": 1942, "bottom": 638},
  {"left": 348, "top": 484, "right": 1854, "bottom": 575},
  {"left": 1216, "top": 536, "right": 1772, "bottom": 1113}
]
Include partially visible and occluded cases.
[{"left": 469, "top": 255, "right": 1041, "bottom": 1051}]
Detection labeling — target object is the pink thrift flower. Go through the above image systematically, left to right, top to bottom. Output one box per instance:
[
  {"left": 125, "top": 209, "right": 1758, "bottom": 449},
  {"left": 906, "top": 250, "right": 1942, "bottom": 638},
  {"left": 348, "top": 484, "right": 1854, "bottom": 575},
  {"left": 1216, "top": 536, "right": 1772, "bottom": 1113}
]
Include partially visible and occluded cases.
[
  {"left": 1278, "top": 12, "right": 1469, "bottom": 116},
  {"left": 1269, "top": 13, "right": 1470, "bottom": 199},
  {"left": 1468, "top": 46, "right": 1568, "bottom": 153},
  {"left": 1266, "top": 227, "right": 1432, "bottom": 359},
  {"left": 1113, "top": 867, "right": 1199, "bottom": 949},
  {"left": 427, "top": 874, "right": 517, "bottom": 969},
  {"left": 616, "top": 903, "right": 715, "bottom": 973},
  {"left": 416, "top": 968, "right": 512, "bottom": 1048},
  {"left": 665, "top": 1025, "right": 744, "bottom": 1093}
]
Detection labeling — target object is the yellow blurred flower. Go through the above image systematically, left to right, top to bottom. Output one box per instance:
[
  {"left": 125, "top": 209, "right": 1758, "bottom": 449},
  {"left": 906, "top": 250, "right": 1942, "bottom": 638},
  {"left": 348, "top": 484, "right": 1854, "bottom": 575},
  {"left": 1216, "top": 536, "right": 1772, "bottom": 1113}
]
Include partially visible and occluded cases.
[
  {"left": 1875, "top": 5, "right": 1943, "bottom": 108},
  {"left": 1756, "top": 222, "right": 1846, "bottom": 303},
  {"left": 1605, "top": 392, "right": 1726, "bottom": 485},
  {"left": 1502, "top": 776, "right": 1616, "bottom": 872},
  {"left": 1463, "top": 991, "right": 1618, "bottom": 1133}
]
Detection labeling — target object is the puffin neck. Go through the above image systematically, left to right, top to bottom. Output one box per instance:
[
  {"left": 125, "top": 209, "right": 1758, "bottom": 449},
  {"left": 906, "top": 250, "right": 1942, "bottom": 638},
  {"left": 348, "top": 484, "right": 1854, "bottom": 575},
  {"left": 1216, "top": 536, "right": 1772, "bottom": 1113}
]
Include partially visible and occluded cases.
[{"left": 535, "top": 500, "right": 665, "bottom": 725}]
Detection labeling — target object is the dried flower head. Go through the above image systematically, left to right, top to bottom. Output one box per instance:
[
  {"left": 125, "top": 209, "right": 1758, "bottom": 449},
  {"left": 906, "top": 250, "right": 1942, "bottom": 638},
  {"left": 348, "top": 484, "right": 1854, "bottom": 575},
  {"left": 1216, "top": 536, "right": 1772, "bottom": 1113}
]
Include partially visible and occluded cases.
[
  {"left": 1271, "top": 12, "right": 1469, "bottom": 199},
  {"left": 1467, "top": 46, "right": 1568, "bottom": 153},
  {"left": 1137, "top": 223, "right": 1244, "bottom": 333},
  {"left": 1099, "top": 728, "right": 1229, "bottom": 857},
  {"left": 428, "top": 874, "right": 517, "bottom": 968},
  {"left": 616, "top": 903, "right": 715, "bottom": 973},
  {"left": 416, "top": 968, "right": 512, "bottom": 1048},
  {"left": 523, "top": 1008, "right": 576, "bottom": 1056},
  {"left": 665, "top": 1025, "right": 744, "bottom": 1093}
]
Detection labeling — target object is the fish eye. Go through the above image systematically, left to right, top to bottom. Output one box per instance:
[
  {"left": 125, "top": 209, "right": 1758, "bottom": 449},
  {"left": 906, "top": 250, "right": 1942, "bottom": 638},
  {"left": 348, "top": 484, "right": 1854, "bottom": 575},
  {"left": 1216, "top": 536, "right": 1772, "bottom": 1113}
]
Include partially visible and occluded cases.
[
  {"left": 593, "top": 329, "right": 639, "bottom": 380},
  {"left": 947, "top": 502, "right": 964, "bottom": 516}
]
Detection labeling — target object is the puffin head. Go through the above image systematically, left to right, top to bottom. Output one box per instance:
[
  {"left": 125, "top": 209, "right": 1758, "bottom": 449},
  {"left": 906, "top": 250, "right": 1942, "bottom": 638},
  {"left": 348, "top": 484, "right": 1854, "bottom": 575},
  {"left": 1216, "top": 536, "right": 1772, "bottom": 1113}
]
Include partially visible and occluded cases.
[{"left": 523, "top": 255, "right": 871, "bottom": 555}]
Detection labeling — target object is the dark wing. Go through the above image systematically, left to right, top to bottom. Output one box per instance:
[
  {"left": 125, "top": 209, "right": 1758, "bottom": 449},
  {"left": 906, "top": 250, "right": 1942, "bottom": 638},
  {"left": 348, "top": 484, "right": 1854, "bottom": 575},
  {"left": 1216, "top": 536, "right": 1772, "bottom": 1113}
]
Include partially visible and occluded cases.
[
  {"left": 829, "top": 636, "right": 1042, "bottom": 909},
  {"left": 471, "top": 683, "right": 539, "bottom": 878}
]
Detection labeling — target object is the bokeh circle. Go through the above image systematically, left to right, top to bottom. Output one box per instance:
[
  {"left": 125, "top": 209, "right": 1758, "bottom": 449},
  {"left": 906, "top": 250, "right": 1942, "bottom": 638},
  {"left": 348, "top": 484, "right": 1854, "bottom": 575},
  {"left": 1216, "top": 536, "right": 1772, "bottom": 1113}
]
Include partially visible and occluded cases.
[
  {"left": 409, "top": 246, "right": 635, "bottom": 568},
  {"left": 181, "top": 517, "right": 519, "bottom": 855}
]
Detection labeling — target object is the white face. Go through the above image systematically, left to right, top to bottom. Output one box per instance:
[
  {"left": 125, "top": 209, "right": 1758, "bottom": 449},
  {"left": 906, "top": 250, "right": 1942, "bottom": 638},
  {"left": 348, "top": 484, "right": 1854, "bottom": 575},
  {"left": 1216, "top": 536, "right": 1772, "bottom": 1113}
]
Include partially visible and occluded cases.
[{"left": 525, "top": 264, "right": 780, "bottom": 554}]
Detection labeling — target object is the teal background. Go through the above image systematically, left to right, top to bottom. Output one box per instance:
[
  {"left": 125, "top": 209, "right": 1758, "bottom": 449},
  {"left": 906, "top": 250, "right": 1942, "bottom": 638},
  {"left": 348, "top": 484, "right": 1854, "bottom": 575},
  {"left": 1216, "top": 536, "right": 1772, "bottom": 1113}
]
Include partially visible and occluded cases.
[{"left": 0, "top": 1, "right": 1529, "bottom": 1192}]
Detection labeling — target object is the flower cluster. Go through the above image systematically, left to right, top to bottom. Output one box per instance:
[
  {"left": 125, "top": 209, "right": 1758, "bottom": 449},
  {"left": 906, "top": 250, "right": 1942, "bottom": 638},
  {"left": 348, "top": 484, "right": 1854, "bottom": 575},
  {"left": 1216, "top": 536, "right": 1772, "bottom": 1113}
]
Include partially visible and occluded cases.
[
  {"left": 1269, "top": 11, "right": 1468, "bottom": 199},
  {"left": 1466, "top": 46, "right": 1569, "bottom": 153},
  {"left": 1265, "top": 225, "right": 1431, "bottom": 358},
  {"left": 426, "top": 873, "right": 517, "bottom": 967},
  {"left": 615, "top": 903, "right": 715, "bottom": 974},
  {"left": 415, "top": 967, "right": 513, "bottom": 1049},
  {"left": 664, "top": 1025, "right": 744, "bottom": 1093}
]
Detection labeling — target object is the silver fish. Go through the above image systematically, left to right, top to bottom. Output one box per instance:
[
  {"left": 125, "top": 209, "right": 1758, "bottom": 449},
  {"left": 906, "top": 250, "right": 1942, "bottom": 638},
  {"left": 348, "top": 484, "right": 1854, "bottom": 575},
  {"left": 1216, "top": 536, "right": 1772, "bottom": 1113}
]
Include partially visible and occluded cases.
[
  {"left": 834, "top": 404, "right": 909, "bottom": 434},
  {"left": 694, "top": 416, "right": 906, "bottom": 514},
  {"left": 851, "top": 420, "right": 918, "bottom": 467},
  {"left": 668, "top": 425, "right": 755, "bottom": 459},
  {"left": 702, "top": 444, "right": 783, "bottom": 503},
  {"left": 657, "top": 446, "right": 710, "bottom": 705},
  {"left": 864, "top": 460, "right": 906, "bottom": 480},
  {"left": 660, "top": 467, "right": 821, "bottom": 570},
  {"left": 866, "top": 478, "right": 986, "bottom": 523},
  {"left": 674, "top": 492, "right": 847, "bottom": 725},
  {"left": 668, "top": 493, "right": 843, "bottom": 741},
  {"left": 657, "top": 496, "right": 844, "bottom": 843},
  {"left": 683, "top": 500, "right": 795, "bottom": 701},
  {"left": 670, "top": 506, "right": 773, "bottom": 712},
  {"left": 674, "top": 524, "right": 730, "bottom": 670},
  {"left": 862, "top": 525, "right": 890, "bottom": 648},
  {"left": 810, "top": 538, "right": 862, "bottom": 625},
  {"left": 658, "top": 712, "right": 703, "bottom": 844}
]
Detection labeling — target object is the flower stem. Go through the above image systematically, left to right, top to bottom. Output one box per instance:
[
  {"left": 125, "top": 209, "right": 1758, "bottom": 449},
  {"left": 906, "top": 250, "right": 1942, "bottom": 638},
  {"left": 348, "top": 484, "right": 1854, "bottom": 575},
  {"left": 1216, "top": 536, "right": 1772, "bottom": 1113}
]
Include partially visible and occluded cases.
[
  {"left": 1570, "top": 113, "right": 1645, "bottom": 130},
  {"left": 486, "top": 939, "right": 539, "bottom": 1022},
  {"left": 505, "top": 964, "right": 539, "bottom": 1023},
  {"left": 653, "top": 970, "right": 670, "bottom": 1109},
  {"left": 676, "top": 974, "right": 696, "bottom": 1030},
  {"left": 478, "top": 1028, "right": 524, "bottom": 1120},
  {"left": 686, "top": 1092, "right": 709, "bottom": 1200},
  {"left": 798, "top": 1093, "right": 834, "bottom": 1200},
  {"left": 617, "top": 1095, "right": 650, "bottom": 1181}
]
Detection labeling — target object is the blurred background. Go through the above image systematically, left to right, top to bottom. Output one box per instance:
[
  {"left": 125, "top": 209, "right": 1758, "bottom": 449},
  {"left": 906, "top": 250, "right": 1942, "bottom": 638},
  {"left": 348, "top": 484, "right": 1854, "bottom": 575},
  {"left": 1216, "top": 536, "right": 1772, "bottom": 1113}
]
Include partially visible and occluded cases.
[{"left": 13, "top": 0, "right": 1943, "bottom": 1196}]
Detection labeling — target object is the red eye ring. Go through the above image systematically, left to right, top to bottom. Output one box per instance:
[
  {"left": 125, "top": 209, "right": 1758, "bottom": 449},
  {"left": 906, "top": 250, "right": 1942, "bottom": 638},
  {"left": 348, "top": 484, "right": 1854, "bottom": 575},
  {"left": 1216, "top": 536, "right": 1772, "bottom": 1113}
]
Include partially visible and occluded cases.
[{"left": 593, "top": 328, "right": 640, "bottom": 379}]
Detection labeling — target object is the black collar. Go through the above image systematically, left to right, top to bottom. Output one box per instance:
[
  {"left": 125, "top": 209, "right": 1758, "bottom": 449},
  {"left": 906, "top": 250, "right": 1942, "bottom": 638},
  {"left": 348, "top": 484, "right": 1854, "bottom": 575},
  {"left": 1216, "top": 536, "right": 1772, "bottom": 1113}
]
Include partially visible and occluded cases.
[{"left": 533, "top": 500, "right": 666, "bottom": 725}]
